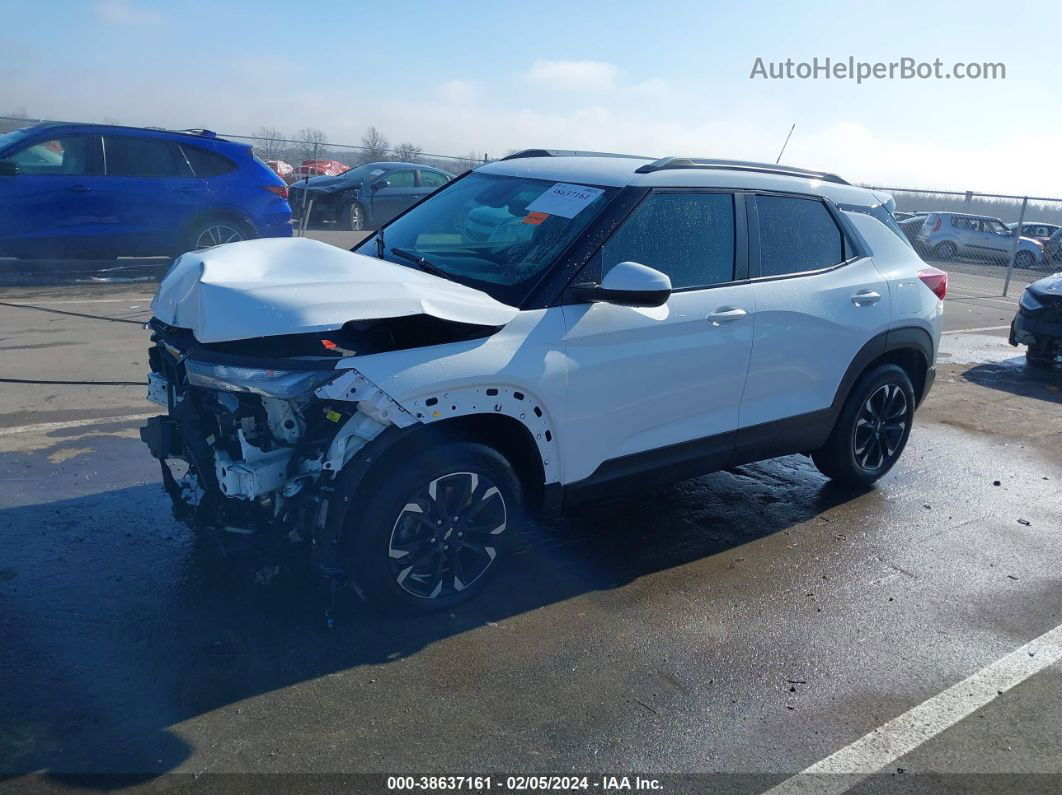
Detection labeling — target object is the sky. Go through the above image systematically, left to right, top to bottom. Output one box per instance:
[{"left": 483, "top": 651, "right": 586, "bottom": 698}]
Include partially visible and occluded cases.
[{"left": 3, "top": 0, "right": 1061, "bottom": 195}]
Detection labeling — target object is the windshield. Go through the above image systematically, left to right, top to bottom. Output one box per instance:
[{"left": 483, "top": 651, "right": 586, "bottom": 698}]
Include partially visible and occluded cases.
[
  {"left": 357, "top": 172, "right": 617, "bottom": 304},
  {"left": 838, "top": 202, "right": 910, "bottom": 247}
]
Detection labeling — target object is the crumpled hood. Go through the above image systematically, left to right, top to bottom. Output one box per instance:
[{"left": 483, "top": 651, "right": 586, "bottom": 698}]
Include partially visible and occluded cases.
[
  {"left": 294, "top": 174, "right": 356, "bottom": 192},
  {"left": 151, "top": 237, "right": 519, "bottom": 343},
  {"left": 1029, "top": 271, "right": 1062, "bottom": 295}
]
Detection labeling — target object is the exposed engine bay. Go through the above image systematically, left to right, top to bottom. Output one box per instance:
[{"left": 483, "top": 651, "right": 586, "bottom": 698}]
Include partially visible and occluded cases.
[{"left": 139, "top": 316, "right": 494, "bottom": 567}]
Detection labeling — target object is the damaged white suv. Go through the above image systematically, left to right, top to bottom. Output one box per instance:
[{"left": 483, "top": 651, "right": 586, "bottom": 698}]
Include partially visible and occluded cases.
[{"left": 142, "top": 152, "right": 945, "bottom": 611}]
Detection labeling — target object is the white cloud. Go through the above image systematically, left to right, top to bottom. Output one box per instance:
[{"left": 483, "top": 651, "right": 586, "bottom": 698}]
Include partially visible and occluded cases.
[
  {"left": 94, "top": 0, "right": 163, "bottom": 25},
  {"left": 6, "top": 52, "right": 1061, "bottom": 197},
  {"left": 525, "top": 59, "right": 619, "bottom": 91},
  {"left": 629, "top": 78, "right": 675, "bottom": 99},
  {"left": 438, "top": 79, "right": 481, "bottom": 105}
]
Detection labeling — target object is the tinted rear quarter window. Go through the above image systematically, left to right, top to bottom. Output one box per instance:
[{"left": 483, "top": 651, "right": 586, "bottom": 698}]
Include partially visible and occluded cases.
[
  {"left": 104, "top": 136, "right": 191, "bottom": 177},
  {"left": 182, "top": 145, "right": 237, "bottom": 177},
  {"left": 602, "top": 192, "right": 735, "bottom": 289},
  {"left": 756, "top": 195, "right": 844, "bottom": 277}
]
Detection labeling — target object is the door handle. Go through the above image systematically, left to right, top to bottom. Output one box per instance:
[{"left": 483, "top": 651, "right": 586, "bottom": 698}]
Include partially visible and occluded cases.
[
  {"left": 66, "top": 184, "right": 91, "bottom": 192},
  {"left": 851, "top": 290, "right": 881, "bottom": 305},
  {"left": 707, "top": 306, "right": 748, "bottom": 324}
]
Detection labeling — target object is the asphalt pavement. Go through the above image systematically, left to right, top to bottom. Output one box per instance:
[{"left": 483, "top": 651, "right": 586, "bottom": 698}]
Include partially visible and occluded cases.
[{"left": 0, "top": 237, "right": 1060, "bottom": 794}]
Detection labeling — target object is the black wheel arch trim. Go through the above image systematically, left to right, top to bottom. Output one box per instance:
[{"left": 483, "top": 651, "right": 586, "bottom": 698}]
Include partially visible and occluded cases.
[{"left": 829, "top": 326, "right": 934, "bottom": 417}]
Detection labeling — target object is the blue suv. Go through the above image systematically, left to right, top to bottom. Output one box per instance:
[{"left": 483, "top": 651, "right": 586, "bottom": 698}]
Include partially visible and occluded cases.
[{"left": 0, "top": 123, "right": 292, "bottom": 258}]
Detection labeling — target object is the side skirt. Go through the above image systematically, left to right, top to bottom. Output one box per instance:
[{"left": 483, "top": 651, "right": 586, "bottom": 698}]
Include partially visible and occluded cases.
[{"left": 557, "top": 410, "right": 835, "bottom": 512}]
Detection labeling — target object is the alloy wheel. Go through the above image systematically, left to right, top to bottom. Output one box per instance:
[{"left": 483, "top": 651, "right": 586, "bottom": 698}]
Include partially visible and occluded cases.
[
  {"left": 350, "top": 204, "right": 364, "bottom": 231},
  {"left": 194, "top": 224, "right": 243, "bottom": 249},
  {"left": 853, "top": 383, "right": 908, "bottom": 471},
  {"left": 387, "top": 471, "right": 507, "bottom": 600}
]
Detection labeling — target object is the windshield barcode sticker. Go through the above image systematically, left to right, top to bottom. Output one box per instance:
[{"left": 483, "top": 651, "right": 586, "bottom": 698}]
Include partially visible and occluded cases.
[{"left": 526, "top": 183, "right": 605, "bottom": 218}]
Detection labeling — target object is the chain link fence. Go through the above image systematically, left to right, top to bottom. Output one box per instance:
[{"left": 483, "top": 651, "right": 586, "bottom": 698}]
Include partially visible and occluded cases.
[
  {"left": 2, "top": 115, "right": 1058, "bottom": 297},
  {"left": 867, "top": 186, "right": 1062, "bottom": 298}
]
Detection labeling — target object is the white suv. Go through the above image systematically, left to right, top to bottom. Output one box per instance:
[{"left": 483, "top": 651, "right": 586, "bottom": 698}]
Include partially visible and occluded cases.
[{"left": 141, "top": 152, "right": 945, "bottom": 611}]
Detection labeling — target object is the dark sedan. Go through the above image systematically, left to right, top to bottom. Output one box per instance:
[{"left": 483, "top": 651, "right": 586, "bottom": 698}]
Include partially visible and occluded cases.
[{"left": 288, "top": 162, "right": 453, "bottom": 230}]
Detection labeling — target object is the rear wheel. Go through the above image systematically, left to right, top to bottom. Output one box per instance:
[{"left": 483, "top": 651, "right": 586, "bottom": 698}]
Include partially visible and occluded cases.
[
  {"left": 186, "top": 217, "right": 253, "bottom": 252},
  {"left": 933, "top": 241, "right": 957, "bottom": 260},
  {"left": 812, "top": 364, "right": 916, "bottom": 486},
  {"left": 343, "top": 442, "right": 523, "bottom": 613}
]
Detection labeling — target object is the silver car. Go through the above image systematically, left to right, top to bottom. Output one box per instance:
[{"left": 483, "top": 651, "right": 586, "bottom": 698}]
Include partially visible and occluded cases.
[{"left": 917, "top": 212, "right": 1044, "bottom": 268}]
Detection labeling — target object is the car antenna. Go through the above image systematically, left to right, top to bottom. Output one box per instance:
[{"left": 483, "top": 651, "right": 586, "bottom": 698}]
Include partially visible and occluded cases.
[{"left": 775, "top": 123, "right": 796, "bottom": 164}]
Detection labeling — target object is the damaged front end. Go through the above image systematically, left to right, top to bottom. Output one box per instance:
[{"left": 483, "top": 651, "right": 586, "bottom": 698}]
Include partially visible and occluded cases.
[{"left": 140, "top": 318, "right": 422, "bottom": 570}]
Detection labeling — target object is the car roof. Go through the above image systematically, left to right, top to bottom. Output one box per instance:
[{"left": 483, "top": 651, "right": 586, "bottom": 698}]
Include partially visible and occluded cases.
[
  {"left": 13, "top": 121, "right": 239, "bottom": 146},
  {"left": 478, "top": 152, "right": 891, "bottom": 208},
  {"left": 367, "top": 161, "right": 449, "bottom": 172},
  {"left": 933, "top": 211, "right": 1001, "bottom": 220}
]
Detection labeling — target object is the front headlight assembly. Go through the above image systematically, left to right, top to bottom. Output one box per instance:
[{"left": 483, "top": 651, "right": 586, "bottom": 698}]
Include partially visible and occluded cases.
[
  {"left": 1020, "top": 290, "right": 1044, "bottom": 312},
  {"left": 185, "top": 360, "right": 338, "bottom": 399}
]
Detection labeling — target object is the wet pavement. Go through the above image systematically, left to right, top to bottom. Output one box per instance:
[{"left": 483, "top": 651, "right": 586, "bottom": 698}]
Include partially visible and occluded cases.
[{"left": 1, "top": 260, "right": 1060, "bottom": 793}]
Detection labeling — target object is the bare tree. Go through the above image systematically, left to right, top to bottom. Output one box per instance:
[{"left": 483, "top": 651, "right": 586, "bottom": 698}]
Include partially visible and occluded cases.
[
  {"left": 252, "top": 126, "right": 289, "bottom": 161},
  {"left": 359, "top": 126, "right": 390, "bottom": 163},
  {"left": 293, "top": 127, "right": 329, "bottom": 165},
  {"left": 392, "top": 142, "right": 422, "bottom": 163}
]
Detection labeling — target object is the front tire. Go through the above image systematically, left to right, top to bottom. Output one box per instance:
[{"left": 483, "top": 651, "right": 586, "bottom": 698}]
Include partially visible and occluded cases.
[
  {"left": 338, "top": 201, "right": 367, "bottom": 232},
  {"left": 1013, "top": 250, "right": 1036, "bottom": 269},
  {"left": 1026, "top": 340, "right": 1057, "bottom": 369},
  {"left": 812, "top": 364, "right": 916, "bottom": 487},
  {"left": 343, "top": 442, "right": 524, "bottom": 613}
]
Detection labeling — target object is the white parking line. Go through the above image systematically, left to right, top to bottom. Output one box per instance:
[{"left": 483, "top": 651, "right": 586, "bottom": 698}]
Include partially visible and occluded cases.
[
  {"left": 0, "top": 297, "right": 155, "bottom": 305},
  {"left": 942, "top": 325, "right": 1012, "bottom": 335},
  {"left": 0, "top": 412, "right": 156, "bottom": 437},
  {"left": 764, "top": 622, "right": 1062, "bottom": 795}
]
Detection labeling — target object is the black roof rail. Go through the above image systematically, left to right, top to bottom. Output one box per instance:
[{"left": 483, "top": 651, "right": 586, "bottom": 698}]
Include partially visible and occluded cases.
[
  {"left": 501, "top": 148, "right": 652, "bottom": 161},
  {"left": 634, "top": 157, "right": 849, "bottom": 185}
]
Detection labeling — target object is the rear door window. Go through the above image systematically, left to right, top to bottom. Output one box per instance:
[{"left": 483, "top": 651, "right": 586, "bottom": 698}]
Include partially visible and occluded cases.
[
  {"left": 104, "top": 136, "right": 191, "bottom": 177},
  {"left": 419, "top": 170, "right": 449, "bottom": 188},
  {"left": 602, "top": 192, "right": 735, "bottom": 289},
  {"left": 755, "top": 195, "right": 845, "bottom": 277}
]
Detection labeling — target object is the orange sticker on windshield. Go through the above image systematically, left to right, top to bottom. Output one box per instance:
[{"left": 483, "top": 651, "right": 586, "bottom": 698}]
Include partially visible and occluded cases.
[{"left": 523, "top": 211, "right": 549, "bottom": 225}]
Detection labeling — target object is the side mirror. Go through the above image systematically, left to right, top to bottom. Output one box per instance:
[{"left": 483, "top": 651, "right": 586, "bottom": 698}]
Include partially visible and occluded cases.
[
  {"left": 0, "top": 160, "right": 18, "bottom": 177},
  {"left": 372, "top": 179, "right": 390, "bottom": 191},
  {"left": 573, "top": 261, "right": 672, "bottom": 307}
]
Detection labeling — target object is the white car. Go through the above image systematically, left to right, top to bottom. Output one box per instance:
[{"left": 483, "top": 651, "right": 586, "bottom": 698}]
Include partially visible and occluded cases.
[{"left": 141, "top": 152, "right": 945, "bottom": 612}]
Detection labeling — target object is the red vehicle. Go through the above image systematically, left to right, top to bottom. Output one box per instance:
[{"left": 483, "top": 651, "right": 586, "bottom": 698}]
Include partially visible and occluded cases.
[
  {"left": 265, "top": 159, "right": 294, "bottom": 181},
  {"left": 294, "top": 159, "right": 350, "bottom": 178}
]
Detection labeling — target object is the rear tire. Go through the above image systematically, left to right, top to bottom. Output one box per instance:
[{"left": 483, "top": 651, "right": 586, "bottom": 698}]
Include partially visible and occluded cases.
[
  {"left": 185, "top": 217, "right": 254, "bottom": 252},
  {"left": 933, "top": 241, "right": 957, "bottom": 260},
  {"left": 812, "top": 364, "right": 916, "bottom": 487},
  {"left": 343, "top": 441, "right": 524, "bottom": 614}
]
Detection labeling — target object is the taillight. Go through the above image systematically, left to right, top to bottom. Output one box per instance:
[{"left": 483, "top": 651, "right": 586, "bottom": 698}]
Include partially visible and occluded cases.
[
  {"left": 262, "top": 185, "right": 288, "bottom": 199},
  {"left": 932, "top": 216, "right": 941, "bottom": 232},
  {"left": 918, "top": 267, "right": 947, "bottom": 300}
]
